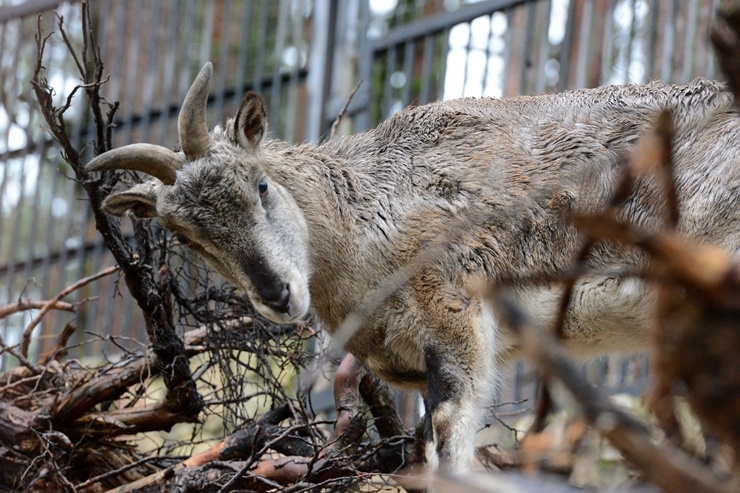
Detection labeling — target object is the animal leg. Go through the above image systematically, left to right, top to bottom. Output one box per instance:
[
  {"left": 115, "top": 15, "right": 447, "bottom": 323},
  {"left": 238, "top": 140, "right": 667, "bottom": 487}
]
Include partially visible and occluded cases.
[{"left": 423, "top": 343, "right": 492, "bottom": 473}]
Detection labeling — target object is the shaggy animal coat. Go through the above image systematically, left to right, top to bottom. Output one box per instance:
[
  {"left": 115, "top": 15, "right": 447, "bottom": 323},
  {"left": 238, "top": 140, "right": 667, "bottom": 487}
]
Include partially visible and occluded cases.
[{"left": 88, "top": 63, "right": 740, "bottom": 472}]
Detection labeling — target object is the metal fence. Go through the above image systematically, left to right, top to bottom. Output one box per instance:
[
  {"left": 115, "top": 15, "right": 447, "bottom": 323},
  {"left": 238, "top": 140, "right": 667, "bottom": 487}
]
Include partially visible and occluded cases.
[{"left": 0, "top": 0, "right": 722, "bottom": 404}]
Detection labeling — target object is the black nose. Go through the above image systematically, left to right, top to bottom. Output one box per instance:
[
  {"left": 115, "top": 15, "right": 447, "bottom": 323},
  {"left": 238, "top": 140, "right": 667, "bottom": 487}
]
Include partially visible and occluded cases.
[{"left": 263, "top": 283, "right": 291, "bottom": 314}]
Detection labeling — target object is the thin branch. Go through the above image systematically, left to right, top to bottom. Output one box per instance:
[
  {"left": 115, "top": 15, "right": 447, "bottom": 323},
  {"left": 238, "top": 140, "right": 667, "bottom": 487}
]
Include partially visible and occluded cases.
[
  {"left": 57, "top": 13, "right": 84, "bottom": 76},
  {"left": 330, "top": 80, "right": 363, "bottom": 139},
  {"left": 21, "top": 265, "right": 118, "bottom": 358},
  {"left": 0, "top": 299, "right": 75, "bottom": 319},
  {"left": 38, "top": 322, "right": 78, "bottom": 365},
  {"left": 0, "top": 334, "right": 41, "bottom": 375},
  {"left": 0, "top": 373, "right": 43, "bottom": 394},
  {"left": 75, "top": 455, "right": 185, "bottom": 492}
]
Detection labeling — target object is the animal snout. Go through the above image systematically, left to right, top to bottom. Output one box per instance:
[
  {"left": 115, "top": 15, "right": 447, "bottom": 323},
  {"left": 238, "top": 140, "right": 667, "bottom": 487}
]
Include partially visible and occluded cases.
[{"left": 262, "top": 283, "right": 292, "bottom": 314}]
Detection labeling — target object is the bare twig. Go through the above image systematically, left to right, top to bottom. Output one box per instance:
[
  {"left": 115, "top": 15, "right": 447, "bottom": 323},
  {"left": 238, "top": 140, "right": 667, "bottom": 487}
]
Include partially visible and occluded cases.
[
  {"left": 330, "top": 80, "right": 363, "bottom": 139},
  {"left": 21, "top": 265, "right": 118, "bottom": 358},
  {"left": 0, "top": 299, "right": 75, "bottom": 319},
  {"left": 38, "top": 322, "right": 78, "bottom": 365},
  {"left": 0, "top": 335, "right": 42, "bottom": 375},
  {"left": 75, "top": 455, "right": 183, "bottom": 492}
]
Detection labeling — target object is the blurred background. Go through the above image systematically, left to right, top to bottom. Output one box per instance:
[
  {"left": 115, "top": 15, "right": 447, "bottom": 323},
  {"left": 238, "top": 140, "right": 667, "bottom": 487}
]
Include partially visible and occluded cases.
[{"left": 0, "top": 0, "right": 719, "bottom": 409}]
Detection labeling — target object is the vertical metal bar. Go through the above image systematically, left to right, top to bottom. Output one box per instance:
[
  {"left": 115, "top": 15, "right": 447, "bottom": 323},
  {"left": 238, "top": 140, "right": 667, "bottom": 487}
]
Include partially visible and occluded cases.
[
  {"left": 106, "top": 0, "right": 126, "bottom": 112},
  {"left": 119, "top": 0, "right": 143, "bottom": 145},
  {"left": 138, "top": 0, "right": 163, "bottom": 143},
  {"left": 157, "top": 0, "right": 181, "bottom": 146},
  {"left": 179, "top": 0, "right": 196, "bottom": 98},
  {"left": 199, "top": 0, "right": 215, "bottom": 66},
  {"left": 213, "top": 0, "right": 233, "bottom": 124},
  {"left": 232, "top": 0, "right": 254, "bottom": 105},
  {"left": 252, "top": 0, "right": 269, "bottom": 93},
  {"left": 269, "top": 0, "right": 289, "bottom": 132},
  {"left": 285, "top": 0, "right": 305, "bottom": 142},
  {"left": 305, "top": 0, "right": 333, "bottom": 143},
  {"left": 353, "top": 0, "right": 373, "bottom": 131},
  {"left": 535, "top": 0, "right": 552, "bottom": 93},
  {"left": 557, "top": 0, "right": 577, "bottom": 91},
  {"left": 574, "top": 0, "right": 594, "bottom": 89},
  {"left": 600, "top": 0, "right": 615, "bottom": 84},
  {"left": 623, "top": 0, "right": 638, "bottom": 83},
  {"left": 644, "top": 0, "right": 659, "bottom": 81},
  {"left": 660, "top": 0, "right": 677, "bottom": 82},
  {"left": 682, "top": 0, "right": 699, "bottom": 82},
  {"left": 706, "top": 0, "right": 720, "bottom": 79},
  {"left": 516, "top": 1, "right": 536, "bottom": 94},
  {"left": 480, "top": 13, "right": 495, "bottom": 96},
  {"left": 0, "top": 18, "right": 12, "bottom": 262},
  {"left": 3, "top": 18, "right": 27, "bottom": 303},
  {"left": 461, "top": 22, "right": 473, "bottom": 96},
  {"left": 436, "top": 27, "right": 449, "bottom": 101},
  {"left": 419, "top": 34, "right": 434, "bottom": 104},
  {"left": 401, "top": 39, "right": 414, "bottom": 105},
  {"left": 383, "top": 45, "right": 396, "bottom": 117},
  {"left": 38, "top": 142, "right": 61, "bottom": 309},
  {"left": 22, "top": 151, "right": 44, "bottom": 289},
  {"left": 6, "top": 157, "right": 28, "bottom": 317},
  {"left": 86, "top": 235, "right": 108, "bottom": 341}
]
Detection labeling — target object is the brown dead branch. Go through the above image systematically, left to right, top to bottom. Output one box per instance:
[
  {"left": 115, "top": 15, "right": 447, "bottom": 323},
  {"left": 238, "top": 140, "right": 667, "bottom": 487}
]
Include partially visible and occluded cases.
[
  {"left": 711, "top": 6, "right": 740, "bottom": 112},
  {"left": 532, "top": 109, "right": 677, "bottom": 433},
  {"left": 576, "top": 210, "right": 740, "bottom": 471},
  {"left": 574, "top": 213, "right": 740, "bottom": 304},
  {"left": 21, "top": 265, "right": 118, "bottom": 358},
  {"left": 491, "top": 293, "right": 737, "bottom": 493},
  {"left": 0, "top": 299, "right": 75, "bottom": 319},
  {"left": 37, "top": 322, "right": 78, "bottom": 365},
  {"left": 0, "top": 333, "right": 42, "bottom": 375},
  {"left": 88, "top": 353, "right": 412, "bottom": 493},
  {"left": 97, "top": 400, "right": 409, "bottom": 493}
]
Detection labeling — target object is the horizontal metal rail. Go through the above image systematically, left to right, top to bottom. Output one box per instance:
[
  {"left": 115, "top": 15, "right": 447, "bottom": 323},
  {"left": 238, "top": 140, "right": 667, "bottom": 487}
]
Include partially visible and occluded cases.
[
  {"left": 0, "top": 0, "right": 64, "bottom": 23},
  {"left": 371, "top": 0, "right": 532, "bottom": 51}
]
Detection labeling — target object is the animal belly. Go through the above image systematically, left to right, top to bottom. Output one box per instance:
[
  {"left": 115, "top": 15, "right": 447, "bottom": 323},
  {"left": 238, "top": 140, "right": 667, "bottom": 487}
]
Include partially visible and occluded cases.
[{"left": 511, "top": 277, "right": 653, "bottom": 356}]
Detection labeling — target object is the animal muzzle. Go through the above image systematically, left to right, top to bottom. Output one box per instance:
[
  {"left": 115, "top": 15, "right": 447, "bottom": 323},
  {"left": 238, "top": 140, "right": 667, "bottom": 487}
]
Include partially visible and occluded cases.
[{"left": 257, "top": 282, "right": 292, "bottom": 315}]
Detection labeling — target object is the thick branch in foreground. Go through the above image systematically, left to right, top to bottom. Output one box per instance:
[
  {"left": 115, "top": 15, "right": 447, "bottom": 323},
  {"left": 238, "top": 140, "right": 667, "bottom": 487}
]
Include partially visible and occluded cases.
[
  {"left": 711, "top": 5, "right": 740, "bottom": 112},
  {"left": 576, "top": 211, "right": 740, "bottom": 469},
  {"left": 490, "top": 294, "right": 737, "bottom": 493}
]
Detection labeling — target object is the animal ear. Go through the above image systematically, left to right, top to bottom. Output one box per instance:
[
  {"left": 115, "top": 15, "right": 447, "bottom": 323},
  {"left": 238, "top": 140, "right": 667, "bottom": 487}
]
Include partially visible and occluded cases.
[
  {"left": 233, "top": 92, "right": 267, "bottom": 150},
  {"left": 101, "top": 183, "right": 159, "bottom": 218}
]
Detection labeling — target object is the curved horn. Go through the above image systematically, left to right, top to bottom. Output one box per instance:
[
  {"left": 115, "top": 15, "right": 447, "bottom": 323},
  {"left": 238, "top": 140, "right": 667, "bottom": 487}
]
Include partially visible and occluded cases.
[
  {"left": 178, "top": 62, "right": 213, "bottom": 160},
  {"left": 86, "top": 143, "right": 184, "bottom": 185}
]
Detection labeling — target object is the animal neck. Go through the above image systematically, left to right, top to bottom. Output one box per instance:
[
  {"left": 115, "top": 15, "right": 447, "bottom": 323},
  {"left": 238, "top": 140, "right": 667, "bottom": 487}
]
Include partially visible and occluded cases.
[{"left": 265, "top": 140, "right": 371, "bottom": 330}]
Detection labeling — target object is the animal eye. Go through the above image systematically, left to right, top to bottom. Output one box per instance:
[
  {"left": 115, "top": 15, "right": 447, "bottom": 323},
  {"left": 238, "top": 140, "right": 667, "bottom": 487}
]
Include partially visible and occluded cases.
[
  {"left": 258, "top": 178, "right": 268, "bottom": 197},
  {"left": 174, "top": 233, "right": 192, "bottom": 246}
]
